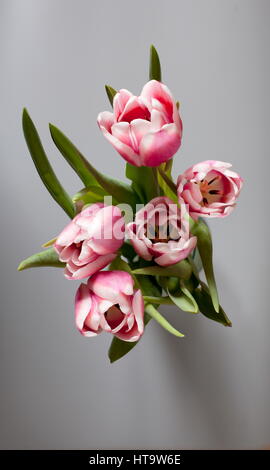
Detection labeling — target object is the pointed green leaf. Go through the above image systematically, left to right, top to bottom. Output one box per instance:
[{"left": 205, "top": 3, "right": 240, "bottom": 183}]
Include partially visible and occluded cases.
[
  {"left": 149, "top": 45, "right": 162, "bottom": 81},
  {"left": 105, "top": 85, "right": 117, "bottom": 106},
  {"left": 22, "top": 109, "right": 75, "bottom": 218},
  {"left": 49, "top": 124, "right": 99, "bottom": 187},
  {"left": 50, "top": 125, "right": 137, "bottom": 208},
  {"left": 164, "top": 159, "right": 173, "bottom": 174},
  {"left": 157, "top": 162, "right": 177, "bottom": 200},
  {"left": 126, "top": 163, "right": 157, "bottom": 203},
  {"left": 158, "top": 167, "right": 177, "bottom": 201},
  {"left": 84, "top": 168, "right": 137, "bottom": 208},
  {"left": 72, "top": 186, "right": 108, "bottom": 206},
  {"left": 192, "top": 219, "right": 219, "bottom": 312},
  {"left": 42, "top": 237, "right": 57, "bottom": 248},
  {"left": 192, "top": 246, "right": 203, "bottom": 273},
  {"left": 18, "top": 247, "right": 64, "bottom": 271},
  {"left": 109, "top": 256, "right": 133, "bottom": 276},
  {"left": 132, "top": 260, "right": 192, "bottom": 280},
  {"left": 138, "top": 275, "right": 162, "bottom": 297},
  {"left": 180, "top": 282, "right": 199, "bottom": 312},
  {"left": 193, "top": 284, "right": 232, "bottom": 327},
  {"left": 167, "top": 287, "right": 198, "bottom": 313},
  {"left": 143, "top": 296, "right": 173, "bottom": 305},
  {"left": 109, "top": 298, "right": 183, "bottom": 363},
  {"left": 108, "top": 302, "right": 153, "bottom": 364},
  {"left": 145, "top": 304, "right": 184, "bottom": 337},
  {"left": 108, "top": 310, "right": 151, "bottom": 363},
  {"left": 108, "top": 337, "right": 140, "bottom": 364}
]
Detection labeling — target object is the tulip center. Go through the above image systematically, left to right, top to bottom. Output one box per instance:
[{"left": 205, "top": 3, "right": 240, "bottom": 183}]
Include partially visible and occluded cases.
[
  {"left": 199, "top": 173, "right": 223, "bottom": 205},
  {"left": 147, "top": 222, "right": 180, "bottom": 244},
  {"left": 105, "top": 304, "right": 124, "bottom": 329}
]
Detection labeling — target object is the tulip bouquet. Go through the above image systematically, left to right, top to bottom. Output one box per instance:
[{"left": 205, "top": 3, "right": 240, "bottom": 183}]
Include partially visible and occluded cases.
[{"left": 18, "top": 46, "right": 243, "bottom": 362}]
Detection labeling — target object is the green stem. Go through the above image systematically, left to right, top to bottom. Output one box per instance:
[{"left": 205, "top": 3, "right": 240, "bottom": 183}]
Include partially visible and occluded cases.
[
  {"left": 152, "top": 167, "right": 160, "bottom": 196},
  {"left": 158, "top": 167, "right": 177, "bottom": 194},
  {"left": 143, "top": 295, "right": 173, "bottom": 305},
  {"left": 145, "top": 304, "right": 184, "bottom": 337}
]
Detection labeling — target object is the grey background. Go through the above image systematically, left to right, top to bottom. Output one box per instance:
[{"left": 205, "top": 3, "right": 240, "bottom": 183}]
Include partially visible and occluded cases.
[{"left": 0, "top": 0, "right": 269, "bottom": 449}]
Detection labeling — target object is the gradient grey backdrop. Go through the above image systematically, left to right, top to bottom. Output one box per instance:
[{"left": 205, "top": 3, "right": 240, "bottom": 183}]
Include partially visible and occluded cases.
[{"left": 1, "top": 0, "right": 269, "bottom": 449}]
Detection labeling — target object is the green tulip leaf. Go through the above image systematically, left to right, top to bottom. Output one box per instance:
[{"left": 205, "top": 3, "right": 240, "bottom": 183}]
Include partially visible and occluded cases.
[
  {"left": 149, "top": 45, "right": 162, "bottom": 82},
  {"left": 105, "top": 85, "right": 117, "bottom": 106},
  {"left": 22, "top": 109, "right": 75, "bottom": 219},
  {"left": 49, "top": 124, "right": 99, "bottom": 188},
  {"left": 49, "top": 125, "right": 136, "bottom": 208},
  {"left": 157, "top": 161, "right": 177, "bottom": 200},
  {"left": 83, "top": 163, "right": 136, "bottom": 209},
  {"left": 126, "top": 163, "right": 157, "bottom": 203},
  {"left": 157, "top": 167, "right": 178, "bottom": 202},
  {"left": 72, "top": 186, "right": 108, "bottom": 206},
  {"left": 192, "top": 219, "right": 219, "bottom": 312},
  {"left": 42, "top": 237, "right": 57, "bottom": 248},
  {"left": 192, "top": 246, "right": 203, "bottom": 273},
  {"left": 18, "top": 247, "right": 64, "bottom": 271},
  {"left": 109, "top": 255, "right": 133, "bottom": 276},
  {"left": 132, "top": 260, "right": 192, "bottom": 280},
  {"left": 138, "top": 275, "right": 161, "bottom": 297},
  {"left": 180, "top": 282, "right": 199, "bottom": 312},
  {"left": 193, "top": 284, "right": 232, "bottom": 327},
  {"left": 167, "top": 286, "right": 198, "bottom": 313},
  {"left": 143, "top": 295, "right": 172, "bottom": 305},
  {"left": 108, "top": 303, "right": 152, "bottom": 364},
  {"left": 145, "top": 304, "right": 184, "bottom": 337}
]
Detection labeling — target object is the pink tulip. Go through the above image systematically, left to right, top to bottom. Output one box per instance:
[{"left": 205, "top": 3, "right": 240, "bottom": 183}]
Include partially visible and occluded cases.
[
  {"left": 97, "top": 80, "right": 182, "bottom": 167},
  {"left": 177, "top": 160, "right": 243, "bottom": 219},
  {"left": 126, "top": 196, "right": 197, "bottom": 266},
  {"left": 54, "top": 203, "right": 125, "bottom": 280},
  {"left": 75, "top": 271, "right": 144, "bottom": 342}
]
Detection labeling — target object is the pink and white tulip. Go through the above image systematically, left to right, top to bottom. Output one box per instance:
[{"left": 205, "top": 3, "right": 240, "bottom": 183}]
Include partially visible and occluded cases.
[
  {"left": 97, "top": 80, "right": 182, "bottom": 167},
  {"left": 177, "top": 160, "right": 243, "bottom": 220},
  {"left": 126, "top": 196, "right": 197, "bottom": 266},
  {"left": 54, "top": 203, "right": 125, "bottom": 280},
  {"left": 75, "top": 271, "right": 144, "bottom": 342}
]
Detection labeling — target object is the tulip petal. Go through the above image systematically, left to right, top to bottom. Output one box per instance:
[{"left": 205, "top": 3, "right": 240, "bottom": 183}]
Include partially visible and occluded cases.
[
  {"left": 141, "top": 80, "right": 173, "bottom": 118},
  {"left": 113, "top": 89, "right": 133, "bottom": 121},
  {"left": 118, "top": 96, "right": 150, "bottom": 123},
  {"left": 97, "top": 111, "right": 114, "bottom": 132},
  {"left": 130, "top": 119, "right": 152, "bottom": 148},
  {"left": 99, "top": 120, "right": 141, "bottom": 166},
  {"left": 111, "top": 122, "right": 132, "bottom": 147},
  {"left": 139, "top": 123, "right": 181, "bottom": 167},
  {"left": 177, "top": 160, "right": 242, "bottom": 218},
  {"left": 55, "top": 221, "right": 80, "bottom": 247},
  {"left": 126, "top": 223, "right": 152, "bottom": 260},
  {"left": 154, "top": 236, "right": 197, "bottom": 266},
  {"left": 70, "top": 253, "right": 116, "bottom": 280},
  {"left": 89, "top": 271, "right": 134, "bottom": 299},
  {"left": 75, "top": 283, "right": 92, "bottom": 332},
  {"left": 132, "top": 290, "right": 144, "bottom": 334},
  {"left": 84, "top": 295, "right": 102, "bottom": 333}
]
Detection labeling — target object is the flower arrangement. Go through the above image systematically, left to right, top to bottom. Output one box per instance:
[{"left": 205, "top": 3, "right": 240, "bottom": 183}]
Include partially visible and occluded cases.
[{"left": 18, "top": 46, "right": 243, "bottom": 363}]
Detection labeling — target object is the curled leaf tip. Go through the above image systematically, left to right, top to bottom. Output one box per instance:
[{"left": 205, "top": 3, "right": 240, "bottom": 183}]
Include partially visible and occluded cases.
[
  {"left": 149, "top": 45, "right": 161, "bottom": 82},
  {"left": 105, "top": 85, "right": 117, "bottom": 106}
]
